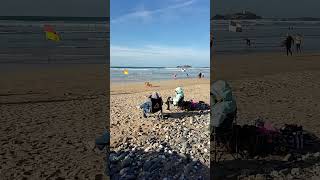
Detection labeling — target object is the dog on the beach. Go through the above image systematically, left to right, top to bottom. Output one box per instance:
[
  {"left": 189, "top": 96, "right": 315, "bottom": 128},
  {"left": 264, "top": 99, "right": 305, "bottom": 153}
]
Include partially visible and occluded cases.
[{"left": 145, "top": 82, "right": 153, "bottom": 87}]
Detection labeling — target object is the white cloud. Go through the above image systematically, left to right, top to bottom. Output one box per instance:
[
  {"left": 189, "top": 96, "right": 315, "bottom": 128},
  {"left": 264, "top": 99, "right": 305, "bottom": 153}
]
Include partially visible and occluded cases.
[
  {"left": 111, "top": 0, "right": 196, "bottom": 24},
  {"left": 110, "top": 44, "right": 209, "bottom": 66}
]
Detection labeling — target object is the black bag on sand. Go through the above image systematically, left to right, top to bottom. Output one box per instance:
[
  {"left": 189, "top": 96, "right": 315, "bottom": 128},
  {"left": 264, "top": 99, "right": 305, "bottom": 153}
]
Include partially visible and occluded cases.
[{"left": 280, "top": 124, "right": 304, "bottom": 150}]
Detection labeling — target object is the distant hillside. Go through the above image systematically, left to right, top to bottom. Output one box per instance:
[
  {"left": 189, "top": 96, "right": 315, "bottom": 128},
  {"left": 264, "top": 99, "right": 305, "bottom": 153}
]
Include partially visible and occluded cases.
[
  {"left": 213, "top": 11, "right": 262, "bottom": 20},
  {"left": 212, "top": 13, "right": 320, "bottom": 21},
  {"left": 0, "top": 16, "right": 109, "bottom": 22},
  {"left": 277, "top": 17, "right": 320, "bottom": 21},
  {"left": 177, "top": 65, "right": 192, "bottom": 68}
]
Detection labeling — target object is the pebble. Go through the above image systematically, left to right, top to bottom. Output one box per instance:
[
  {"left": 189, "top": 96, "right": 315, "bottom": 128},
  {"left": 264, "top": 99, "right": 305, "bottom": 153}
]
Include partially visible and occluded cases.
[
  {"left": 110, "top": 113, "right": 210, "bottom": 179},
  {"left": 314, "top": 152, "right": 320, "bottom": 158},
  {"left": 290, "top": 168, "right": 300, "bottom": 176},
  {"left": 270, "top": 170, "right": 279, "bottom": 177}
]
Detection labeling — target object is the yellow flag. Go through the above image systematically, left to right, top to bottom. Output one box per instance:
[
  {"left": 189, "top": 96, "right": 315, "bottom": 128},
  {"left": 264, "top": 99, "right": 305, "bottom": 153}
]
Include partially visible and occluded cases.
[
  {"left": 46, "top": 31, "right": 60, "bottom": 42},
  {"left": 123, "top": 69, "right": 129, "bottom": 75}
]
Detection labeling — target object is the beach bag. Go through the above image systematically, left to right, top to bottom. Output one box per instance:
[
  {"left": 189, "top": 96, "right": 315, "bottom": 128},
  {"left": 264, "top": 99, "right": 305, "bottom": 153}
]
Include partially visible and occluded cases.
[
  {"left": 188, "top": 100, "right": 209, "bottom": 111},
  {"left": 280, "top": 124, "right": 304, "bottom": 150}
]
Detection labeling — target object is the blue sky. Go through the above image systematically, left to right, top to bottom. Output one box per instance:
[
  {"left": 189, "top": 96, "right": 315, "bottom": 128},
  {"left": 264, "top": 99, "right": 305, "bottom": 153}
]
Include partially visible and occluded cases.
[{"left": 111, "top": 0, "right": 210, "bottom": 67}]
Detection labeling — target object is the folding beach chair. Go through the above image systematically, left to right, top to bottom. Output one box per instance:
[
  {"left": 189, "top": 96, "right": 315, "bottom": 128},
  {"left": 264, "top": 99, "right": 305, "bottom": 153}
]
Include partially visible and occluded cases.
[
  {"left": 147, "top": 97, "right": 163, "bottom": 119},
  {"left": 212, "top": 109, "right": 242, "bottom": 163}
]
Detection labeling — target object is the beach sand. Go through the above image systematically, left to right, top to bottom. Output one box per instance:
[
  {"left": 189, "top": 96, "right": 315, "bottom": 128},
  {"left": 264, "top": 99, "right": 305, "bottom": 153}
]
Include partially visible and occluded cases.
[
  {"left": 212, "top": 52, "right": 320, "bottom": 178},
  {"left": 213, "top": 52, "right": 320, "bottom": 134},
  {"left": 0, "top": 64, "right": 108, "bottom": 179},
  {"left": 110, "top": 78, "right": 210, "bottom": 179}
]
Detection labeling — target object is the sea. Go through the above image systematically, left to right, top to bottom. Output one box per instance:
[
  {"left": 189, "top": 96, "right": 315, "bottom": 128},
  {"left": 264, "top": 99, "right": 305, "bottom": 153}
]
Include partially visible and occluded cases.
[
  {"left": 0, "top": 16, "right": 109, "bottom": 64},
  {"left": 212, "top": 19, "right": 320, "bottom": 54},
  {"left": 110, "top": 67, "right": 210, "bottom": 83}
]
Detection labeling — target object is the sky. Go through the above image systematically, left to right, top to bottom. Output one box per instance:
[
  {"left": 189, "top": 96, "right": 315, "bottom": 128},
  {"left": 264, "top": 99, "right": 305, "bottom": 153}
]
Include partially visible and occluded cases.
[
  {"left": 0, "top": 0, "right": 109, "bottom": 17},
  {"left": 111, "top": 0, "right": 210, "bottom": 67},
  {"left": 212, "top": 0, "right": 320, "bottom": 18}
]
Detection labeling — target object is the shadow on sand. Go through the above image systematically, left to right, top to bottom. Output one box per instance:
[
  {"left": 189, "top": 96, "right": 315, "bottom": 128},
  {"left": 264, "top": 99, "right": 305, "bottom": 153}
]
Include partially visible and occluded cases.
[
  {"left": 162, "top": 110, "right": 210, "bottom": 119},
  {"left": 211, "top": 130, "right": 320, "bottom": 179},
  {"left": 109, "top": 148, "right": 210, "bottom": 180}
]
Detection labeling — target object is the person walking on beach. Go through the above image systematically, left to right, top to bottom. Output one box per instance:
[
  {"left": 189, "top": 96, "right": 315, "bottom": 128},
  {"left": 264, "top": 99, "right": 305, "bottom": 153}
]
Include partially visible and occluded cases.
[
  {"left": 285, "top": 34, "right": 294, "bottom": 56},
  {"left": 295, "top": 34, "right": 303, "bottom": 53},
  {"left": 245, "top": 38, "right": 251, "bottom": 47},
  {"left": 198, "top": 72, "right": 202, "bottom": 79},
  {"left": 173, "top": 73, "right": 177, "bottom": 80}
]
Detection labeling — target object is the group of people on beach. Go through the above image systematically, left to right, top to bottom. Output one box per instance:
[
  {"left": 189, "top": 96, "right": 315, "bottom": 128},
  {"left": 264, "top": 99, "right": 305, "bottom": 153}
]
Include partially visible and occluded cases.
[
  {"left": 244, "top": 33, "right": 303, "bottom": 56},
  {"left": 283, "top": 33, "right": 303, "bottom": 56},
  {"left": 172, "top": 72, "right": 204, "bottom": 79},
  {"left": 137, "top": 87, "right": 185, "bottom": 118},
  {"left": 138, "top": 87, "right": 208, "bottom": 118}
]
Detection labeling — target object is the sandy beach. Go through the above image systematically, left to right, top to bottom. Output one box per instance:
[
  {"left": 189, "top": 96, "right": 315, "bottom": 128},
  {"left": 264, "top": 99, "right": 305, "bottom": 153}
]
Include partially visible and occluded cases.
[
  {"left": 212, "top": 52, "right": 320, "bottom": 179},
  {"left": 213, "top": 52, "right": 320, "bottom": 134},
  {"left": 0, "top": 64, "right": 108, "bottom": 179},
  {"left": 110, "top": 79, "right": 210, "bottom": 179}
]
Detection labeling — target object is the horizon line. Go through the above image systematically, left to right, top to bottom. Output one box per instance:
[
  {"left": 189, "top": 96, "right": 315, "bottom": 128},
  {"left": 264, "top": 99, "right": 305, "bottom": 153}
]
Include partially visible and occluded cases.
[
  {"left": 0, "top": 16, "right": 110, "bottom": 21},
  {"left": 110, "top": 66, "right": 210, "bottom": 68}
]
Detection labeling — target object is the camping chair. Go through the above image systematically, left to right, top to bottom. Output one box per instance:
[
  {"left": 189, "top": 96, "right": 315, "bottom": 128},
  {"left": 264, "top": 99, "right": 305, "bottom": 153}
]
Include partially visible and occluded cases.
[
  {"left": 147, "top": 97, "right": 163, "bottom": 119},
  {"left": 212, "top": 108, "right": 242, "bottom": 163}
]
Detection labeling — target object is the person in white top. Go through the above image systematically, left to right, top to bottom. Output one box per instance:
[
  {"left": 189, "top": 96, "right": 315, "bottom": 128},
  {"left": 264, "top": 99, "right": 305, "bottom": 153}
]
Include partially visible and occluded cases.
[{"left": 295, "top": 34, "right": 303, "bottom": 53}]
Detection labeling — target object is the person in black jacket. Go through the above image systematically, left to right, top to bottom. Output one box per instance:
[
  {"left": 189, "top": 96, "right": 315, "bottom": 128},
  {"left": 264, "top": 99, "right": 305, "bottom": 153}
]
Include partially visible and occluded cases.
[{"left": 285, "top": 34, "right": 294, "bottom": 56}]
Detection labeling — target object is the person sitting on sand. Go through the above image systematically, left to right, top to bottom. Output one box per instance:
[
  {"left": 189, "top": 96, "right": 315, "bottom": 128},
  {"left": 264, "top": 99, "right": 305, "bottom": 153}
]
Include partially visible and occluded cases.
[
  {"left": 166, "top": 87, "right": 184, "bottom": 110},
  {"left": 138, "top": 92, "right": 162, "bottom": 118}
]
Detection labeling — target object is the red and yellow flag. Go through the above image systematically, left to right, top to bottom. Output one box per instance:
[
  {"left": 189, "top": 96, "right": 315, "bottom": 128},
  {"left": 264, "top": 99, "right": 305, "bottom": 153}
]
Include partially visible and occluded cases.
[{"left": 43, "top": 25, "right": 60, "bottom": 42}]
